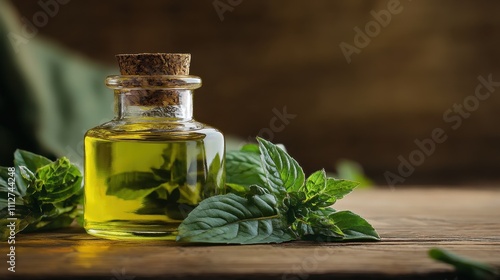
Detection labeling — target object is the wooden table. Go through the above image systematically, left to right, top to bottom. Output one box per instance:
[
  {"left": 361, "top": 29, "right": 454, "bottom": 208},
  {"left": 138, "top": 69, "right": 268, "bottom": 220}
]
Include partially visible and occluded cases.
[{"left": 2, "top": 188, "right": 499, "bottom": 279}]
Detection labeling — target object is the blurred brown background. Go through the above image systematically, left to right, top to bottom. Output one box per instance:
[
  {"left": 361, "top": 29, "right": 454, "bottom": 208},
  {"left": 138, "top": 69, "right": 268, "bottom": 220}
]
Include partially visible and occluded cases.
[{"left": 5, "top": 0, "right": 500, "bottom": 185}]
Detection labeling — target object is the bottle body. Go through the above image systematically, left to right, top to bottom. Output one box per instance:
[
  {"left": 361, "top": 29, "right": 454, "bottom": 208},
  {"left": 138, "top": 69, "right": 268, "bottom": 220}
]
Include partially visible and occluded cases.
[
  {"left": 83, "top": 70, "right": 225, "bottom": 240},
  {"left": 84, "top": 121, "right": 225, "bottom": 240}
]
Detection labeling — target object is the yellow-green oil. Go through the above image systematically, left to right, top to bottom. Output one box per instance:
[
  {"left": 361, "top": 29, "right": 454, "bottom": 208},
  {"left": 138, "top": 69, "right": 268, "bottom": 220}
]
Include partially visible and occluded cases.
[{"left": 84, "top": 127, "right": 225, "bottom": 240}]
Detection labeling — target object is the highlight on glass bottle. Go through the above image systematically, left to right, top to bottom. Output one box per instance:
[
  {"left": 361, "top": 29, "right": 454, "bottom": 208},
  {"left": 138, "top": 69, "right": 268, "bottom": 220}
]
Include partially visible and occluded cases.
[{"left": 83, "top": 53, "right": 225, "bottom": 240}]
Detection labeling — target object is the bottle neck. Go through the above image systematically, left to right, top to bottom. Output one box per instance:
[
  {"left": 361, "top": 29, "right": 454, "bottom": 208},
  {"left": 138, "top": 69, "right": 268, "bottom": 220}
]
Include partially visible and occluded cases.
[{"left": 115, "top": 89, "right": 193, "bottom": 121}]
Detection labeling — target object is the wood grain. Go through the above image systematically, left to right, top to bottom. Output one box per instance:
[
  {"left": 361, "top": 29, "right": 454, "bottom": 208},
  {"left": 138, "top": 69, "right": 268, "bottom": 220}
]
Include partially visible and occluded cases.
[{"left": 2, "top": 188, "right": 499, "bottom": 279}]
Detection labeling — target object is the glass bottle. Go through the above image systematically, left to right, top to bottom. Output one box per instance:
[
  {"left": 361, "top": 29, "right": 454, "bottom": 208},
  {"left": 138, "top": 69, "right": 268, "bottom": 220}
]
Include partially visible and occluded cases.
[{"left": 84, "top": 53, "right": 225, "bottom": 240}]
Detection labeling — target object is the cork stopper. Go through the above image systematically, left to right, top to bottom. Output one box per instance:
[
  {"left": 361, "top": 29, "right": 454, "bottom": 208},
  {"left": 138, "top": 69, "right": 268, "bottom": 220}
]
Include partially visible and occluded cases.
[
  {"left": 112, "top": 53, "right": 194, "bottom": 108},
  {"left": 115, "top": 53, "right": 191, "bottom": 75}
]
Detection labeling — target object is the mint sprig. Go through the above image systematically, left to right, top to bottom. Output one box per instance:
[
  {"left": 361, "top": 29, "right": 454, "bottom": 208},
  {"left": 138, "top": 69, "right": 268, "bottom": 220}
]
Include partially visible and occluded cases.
[
  {"left": 177, "top": 137, "right": 380, "bottom": 244},
  {"left": 0, "top": 150, "right": 83, "bottom": 240}
]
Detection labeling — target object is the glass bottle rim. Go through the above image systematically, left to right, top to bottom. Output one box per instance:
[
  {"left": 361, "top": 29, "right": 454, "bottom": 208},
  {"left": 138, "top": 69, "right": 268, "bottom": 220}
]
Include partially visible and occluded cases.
[{"left": 105, "top": 75, "right": 202, "bottom": 90}]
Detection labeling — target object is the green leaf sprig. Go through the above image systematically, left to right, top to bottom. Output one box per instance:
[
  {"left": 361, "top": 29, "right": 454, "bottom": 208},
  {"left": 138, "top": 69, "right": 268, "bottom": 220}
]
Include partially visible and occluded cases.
[
  {"left": 177, "top": 137, "right": 380, "bottom": 244},
  {"left": 0, "top": 150, "right": 83, "bottom": 240},
  {"left": 429, "top": 248, "right": 499, "bottom": 280}
]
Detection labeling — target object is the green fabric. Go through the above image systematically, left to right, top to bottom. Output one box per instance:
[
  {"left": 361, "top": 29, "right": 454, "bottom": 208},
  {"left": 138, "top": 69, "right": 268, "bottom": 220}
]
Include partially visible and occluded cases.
[{"left": 0, "top": 0, "right": 115, "bottom": 166}]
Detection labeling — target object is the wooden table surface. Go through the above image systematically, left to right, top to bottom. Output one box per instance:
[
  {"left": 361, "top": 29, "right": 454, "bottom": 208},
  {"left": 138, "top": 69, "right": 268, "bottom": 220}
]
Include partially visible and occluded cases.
[{"left": 2, "top": 187, "right": 499, "bottom": 280}]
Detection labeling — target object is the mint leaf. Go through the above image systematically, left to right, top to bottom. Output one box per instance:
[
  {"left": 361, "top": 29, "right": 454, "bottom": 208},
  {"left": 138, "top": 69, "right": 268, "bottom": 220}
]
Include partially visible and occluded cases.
[
  {"left": 257, "top": 137, "right": 305, "bottom": 195},
  {"left": 14, "top": 149, "right": 52, "bottom": 173},
  {"left": 226, "top": 150, "right": 267, "bottom": 188},
  {"left": 27, "top": 158, "right": 83, "bottom": 203},
  {"left": 303, "top": 169, "right": 337, "bottom": 207},
  {"left": 305, "top": 169, "right": 326, "bottom": 193},
  {"left": 106, "top": 172, "right": 162, "bottom": 200},
  {"left": 295, "top": 177, "right": 359, "bottom": 210},
  {"left": 325, "top": 178, "right": 359, "bottom": 201},
  {"left": 177, "top": 193, "right": 294, "bottom": 244},
  {"left": 293, "top": 210, "right": 344, "bottom": 239},
  {"left": 329, "top": 211, "right": 380, "bottom": 241},
  {"left": 429, "top": 248, "right": 498, "bottom": 280}
]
